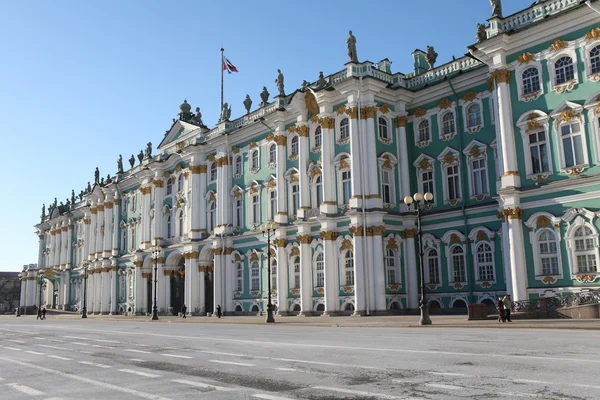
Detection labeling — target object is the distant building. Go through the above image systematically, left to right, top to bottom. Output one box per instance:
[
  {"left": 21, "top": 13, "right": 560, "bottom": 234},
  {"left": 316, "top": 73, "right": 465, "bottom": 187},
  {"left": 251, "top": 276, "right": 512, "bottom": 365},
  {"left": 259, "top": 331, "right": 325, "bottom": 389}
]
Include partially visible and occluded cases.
[
  {"left": 32, "top": 1, "right": 600, "bottom": 316},
  {"left": 0, "top": 272, "right": 21, "bottom": 314}
]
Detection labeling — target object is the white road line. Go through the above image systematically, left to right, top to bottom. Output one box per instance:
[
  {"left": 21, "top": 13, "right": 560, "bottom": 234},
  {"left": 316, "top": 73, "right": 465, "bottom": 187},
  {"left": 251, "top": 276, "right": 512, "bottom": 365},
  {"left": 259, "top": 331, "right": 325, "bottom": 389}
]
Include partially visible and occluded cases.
[
  {"left": 64, "top": 336, "right": 87, "bottom": 340},
  {"left": 32, "top": 337, "right": 44, "bottom": 340},
  {"left": 5, "top": 339, "right": 25, "bottom": 343},
  {"left": 51, "top": 339, "right": 65, "bottom": 343},
  {"left": 94, "top": 339, "right": 121, "bottom": 344},
  {"left": 71, "top": 342, "right": 87, "bottom": 346},
  {"left": 92, "top": 344, "right": 115, "bottom": 349},
  {"left": 38, "top": 345, "right": 69, "bottom": 351},
  {"left": 4, "top": 346, "right": 22, "bottom": 351},
  {"left": 126, "top": 349, "right": 151, "bottom": 354},
  {"left": 25, "top": 350, "right": 47, "bottom": 356},
  {"left": 201, "top": 350, "right": 246, "bottom": 357},
  {"left": 79, "top": 351, "right": 92, "bottom": 354},
  {"left": 159, "top": 354, "right": 192, "bottom": 359},
  {"left": 48, "top": 355, "right": 72, "bottom": 361},
  {"left": 0, "top": 357, "right": 172, "bottom": 400},
  {"left": 130, "top": 359, "right": 146, "bottom": 362},
  {"left": 209, "top": 360, "right": 255, "bottom": 367},
  {"left": 79, "top": 361, "right": 111, "bottom": 368},
  {"left": 274, "top": 368, "right": 298, "bottom": 372},
  {"left": 119, "top": 369, "right": 161, "bottom": 378},
  {"left": 427, "top": 372, "right": 468, "bottom": 377},
  {"left": 0, "top": 377, "right": 4, "bottom": 381},
  {"left": 497, "top": 377, "right": 600, "bottom": 391},
  {"left": 172, "top": 379, "right": 235, "bottom": 392},
  {"left": 5, "top": 383, "right": 45, "bottom": 396},
  {"left": 426, "top": 383, "right": 463, "bottom": 390},
  {"left": 312, "top": 386, "right": 408, "bottom": 399},
  {"left": 252, "top": 394, "right": 297, "bottom": 400},
  {"left": 45, "top": 397, "right": 65, "bottom": 400}
]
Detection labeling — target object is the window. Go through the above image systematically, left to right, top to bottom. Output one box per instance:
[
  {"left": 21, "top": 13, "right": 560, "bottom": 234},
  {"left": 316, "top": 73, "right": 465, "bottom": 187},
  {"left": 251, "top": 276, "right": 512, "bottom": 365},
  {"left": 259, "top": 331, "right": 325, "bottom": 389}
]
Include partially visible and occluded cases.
[
  {"left": 591, "top": 45, "right": 600, "bottom": 74},
  {"left": 555, "top": 56, "right": 574, "bottom": 85},
  {"left": 522, "top": 68, "right": 541, "bottom": 95},
  {"left": 466, "top": 104, "right": 482, "bottom": 128},
  {"left": 441, "top": 112, "right": 455, "bottom": 137},
  {"left": 378, "top": 117, "right": 389, "bottom": 140},
  {"left": 340, "top": 118, "right": 350, "bottom": 140},
  {"left": 418, "top": 120, "right": 430, "bottom": 143},
  {"left": 561, "top": 123, "right": 585, "bottom": 168},
  {"left": 314, "top": 126, "right": 322, "bottom": 149},
  {"left": 529, "top": 131, "right": 550, "bottom": 174},
  {"left": 291, "top": 136, "right": 299, "bottom": 157},
  {"left": 269, "top": 144, "right": 276, "bottom": 164},
  {"left": 251, "top": 150, "right": 259, "bottom": 170},
  {"left": 235, "top": 156, "right": 242, "bottom": 176},
  {"left": 471, "top": 158, "right": 487, "bottom": 196},
  {"left": 210, "top": 163, "right": 217, "bottom": 181},
  {"left": 446, "top": 164, "right": 460, "bottom": 201},
  {"left": 342, "top": 170, "right": 351, "bottom": 204},
  {"left": 381, "top": 170, "right": 391, "bottom": 204},
  {"left": 422, "top": 170, "right": 434, "bottom": 195},
  {"left": 177, "top": 174, "right": 184, "bottom": 192},
  {"left": 315, "top": 175, "right": 323, "bottom": 207},
  {"left": 166, "top": 179, "right": 172, "bottom": 195},
  {"left": 291, "top": 184, "right": 299, "bottom": 215},
  {"left": 269, "top": 190, "right": 277, "bottom": 221},
  {"left": 130, "top": 194, "right": 136, "bottom": 211},
  {"left": 252, "top": 195, "right": 260, "bottom": 224},
  {"left": 234, "top": 198, "right": 242, "bottom": 228},
  {"left": 208, "top": 201, "right": 216, "bottom": 232},
  {"left": 178, "top": 211, "right": 184, "bottom": 237},
  {"left": 167, "top": 213, "right": 172, "bottom": 238},
  {"left": 130, "top": 226, "right": 136, "bottom": 251},
  {"left": 574, "top": 226, "right": 597, "bottom": 273},
  {"left": 120, "top": 227, "right": 126, "bottom": 251},
  {"left": 538, "top": 230, "right": 559, "bottom": 275},
  {"left": 476, "top": 243, "right": 495, "bottom": 281},
  {"left": 450, "top": 245, "right": 466, "bottom": 282},
  {"left": 385, "top": 249, "right": 397, "bottom": 284},
  {"left": 426, "top": 249, "right": 439, "bottom": 284},
  {"left": 344, "top": 251, "right": 354, "bottom": 285},
  {"left": 316, "top": 253, "right": 324, "bottom": 287},
  {"left": 292, "top": 256, "right": 300, "bottom": 289},
  {"left": 271, "top": 259, "right": 277, "bottom": 290},
  {"left": 251, "top": 261, "right": 259, "bottom": 290},
  {"left": 236, "top": 263, "right": 243, "bottom": 291}
]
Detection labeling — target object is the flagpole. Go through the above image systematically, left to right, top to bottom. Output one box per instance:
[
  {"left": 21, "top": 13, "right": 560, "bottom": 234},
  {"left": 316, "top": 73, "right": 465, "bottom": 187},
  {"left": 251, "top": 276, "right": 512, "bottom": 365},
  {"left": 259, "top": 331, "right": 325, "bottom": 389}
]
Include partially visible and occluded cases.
[{"left": 220, "top": 48, "right": 224, "bottom": 112}]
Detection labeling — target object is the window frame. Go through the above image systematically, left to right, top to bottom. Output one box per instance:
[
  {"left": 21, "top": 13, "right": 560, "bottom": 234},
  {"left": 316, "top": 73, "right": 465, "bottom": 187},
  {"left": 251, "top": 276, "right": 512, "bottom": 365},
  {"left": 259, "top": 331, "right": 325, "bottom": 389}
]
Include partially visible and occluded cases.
[
  {"left": 547, "top": 46, "right": 579, "bottom": 92},
  {"left": 512, "top": 55, "right": 544, "bottom": 102},
  {"left": 378, "top": 116, "right": 391, "bottom": 144},
  {"left": 415, "top": 117, "right": 431, "bottom": 147},
  {"left": 463, "top": 141, "right": 489, "bottom": 199},
  {"left": 438, "top": 148, "right": 461, "bottom": 205},
  {"left": 413, "top": 155, "right": 436, "bottom": 206},
  {"left": 209, "top": 162, "right": 217, "bottom": 182}
]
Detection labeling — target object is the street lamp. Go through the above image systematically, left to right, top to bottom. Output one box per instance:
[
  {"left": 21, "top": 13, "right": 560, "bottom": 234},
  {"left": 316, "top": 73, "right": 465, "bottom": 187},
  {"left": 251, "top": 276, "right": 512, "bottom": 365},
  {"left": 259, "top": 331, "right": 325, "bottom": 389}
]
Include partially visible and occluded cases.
[
  {"left": 404, "top": 191, "right": 434, "bottom": 326},
  {"left": 261, "top": 221, "right": 277, "bottom": 323},
  {"left": 151, "top": 242, "right": 161, "bottom": 321},
  {"left": 82, "top": 261, "right": 89, "bottom": 318},
  {"left": 38, "top": 273, "right": 47, "bottom": 315},
  {"left": 16, "top": 276, "right": 22, "bottom": 317}
]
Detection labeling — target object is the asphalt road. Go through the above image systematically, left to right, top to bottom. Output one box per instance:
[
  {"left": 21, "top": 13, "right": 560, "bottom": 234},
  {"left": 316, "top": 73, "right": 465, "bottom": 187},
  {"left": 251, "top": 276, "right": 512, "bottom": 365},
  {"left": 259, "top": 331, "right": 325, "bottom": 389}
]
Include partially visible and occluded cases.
[{"left": 0, "top": 317, "right": 599, "bottom": 399}]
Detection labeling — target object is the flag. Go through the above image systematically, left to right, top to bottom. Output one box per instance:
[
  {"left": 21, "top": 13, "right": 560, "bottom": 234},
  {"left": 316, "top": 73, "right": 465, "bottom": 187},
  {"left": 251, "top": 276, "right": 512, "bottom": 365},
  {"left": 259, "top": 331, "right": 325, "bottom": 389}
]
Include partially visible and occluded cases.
[{"left": 222, "top": 56, "right": 238, "bottom": 74}]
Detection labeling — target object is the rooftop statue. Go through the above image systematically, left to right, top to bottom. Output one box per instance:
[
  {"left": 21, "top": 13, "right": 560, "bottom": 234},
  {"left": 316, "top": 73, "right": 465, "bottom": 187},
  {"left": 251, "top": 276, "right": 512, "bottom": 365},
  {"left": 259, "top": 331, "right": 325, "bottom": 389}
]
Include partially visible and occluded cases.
[
  {"left": 490, "top": 0, "right": 502, "bottom": 18},
  {"left": 476, "top": 23, "right": 487, "bottom": 43},
  {"left": 347, "top": 30, "right": 358, "bottom": 62},
  {"left": 426, "top": 46, "right": 438, "bottom": 69},
  {"left": 275, "top": 69, "right": 285, "bottom": 97},
  {"left": 316, "top": 71, "right": 328, "bottom": 89},
  {"left": 260, "top": 86, "right": 269, "bottom": 107},
  {"left": 243, "top": 94, "right": 252, "bottom": 114},
  {"left": 178, "top": 99, "right": 193, "bottom": 122},
  {"left": 219, "top": 102, "right": 232, "bottom": 122},
  {"left": 192, "top": 107, "right": 204, "bottom": 125},
  {"left": 145, "top": 142, "right": 152, "bottom": 159},
  {"left": 137, "top": 150, "right": 144, "bottom": 164},
  {"left": 117, "top": 154, "right": 124, "bottom": 173},
  {"left": 129, "top": 154, "right": 135, "bottom": 168},
  {"left": 94, "top": 167, "right": 100, "bottom": 184},
  {"left": 106, "top": 174, "right": 112, "bottom": 184},
  {"left": 100, "top": 177, "right": 105, "bottom": 186},
  {"left": 87, "top": 182, "right": 91, "bottom": 192},
  {"left": 71, "top": 189, "right": 76, "bottom": 205},
  {"left": 79, "top": 190, "right": 84, "bottom": 200},
  {"left": 65, "top": 199, "right": 71, "bottom": 211},
  {"left": 41, "top": 204, "right": 46, "bottom": 219}
]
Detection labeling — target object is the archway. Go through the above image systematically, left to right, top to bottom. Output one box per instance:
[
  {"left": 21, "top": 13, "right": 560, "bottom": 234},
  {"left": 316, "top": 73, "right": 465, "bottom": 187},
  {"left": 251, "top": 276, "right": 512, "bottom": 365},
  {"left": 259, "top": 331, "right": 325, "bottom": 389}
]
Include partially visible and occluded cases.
[
  {"left": 170, "top": 257, "right": 185, "bottom": 315},
  {"left": 453, "top": 299, "right": 467, "bottom": 308}
]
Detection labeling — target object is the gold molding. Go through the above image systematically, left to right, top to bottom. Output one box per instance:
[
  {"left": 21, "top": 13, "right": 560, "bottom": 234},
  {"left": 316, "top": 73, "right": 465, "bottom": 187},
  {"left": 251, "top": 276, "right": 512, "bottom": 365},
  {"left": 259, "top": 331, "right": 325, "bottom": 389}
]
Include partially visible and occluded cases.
[
  {"left": 550, "top": 39, "right": 567, "bottom": 52},
  {"left": 517, "top": 52, "right": 534, "bottom": 65},
  {"left": 461, "top": 91, "right": 478, "bottom": 102},
  {"left": 437, "top": 98, "right": 452, "bottom": 109},
  {"left": 379, "top": 104, "right": 389, "bottom": 114},
  {"left": 360, "top": 106, "right": 377, "bottom": 120},
  {"left": 345, "top": 107, "right": 358, "bottom": 119},
  {"left": 413, "top": 108, "right": 426, "bottom": 118},
  {"left": 274, "top": 135, "right": 287, "bottom": 146},
  {"left": 503, "top": 171, "right": 519, "bottom": 176},
  {"left": 403, "top": 229, "right": 416, "bottom": 239},
  {"left": 320, "top": 231, "right": 338, "bottom": 241},
  {"left": 296, "top": 235, "right": 312, "bottom": 244},
  {"left": 274, "top": 238, "right": 288, "bottom": 247}
]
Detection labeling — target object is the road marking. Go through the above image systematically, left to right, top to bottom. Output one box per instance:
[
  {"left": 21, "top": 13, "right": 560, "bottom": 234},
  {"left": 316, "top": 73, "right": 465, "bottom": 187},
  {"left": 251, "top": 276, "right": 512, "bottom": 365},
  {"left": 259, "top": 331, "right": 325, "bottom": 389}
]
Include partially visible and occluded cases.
[
  {"left": 64, "top": 336, "right": 87, "bottom": 340},
  {"left": 32, "top": 337, "right": 44, "bottom": 340},
  {"left": 6, "top": 339, "right": 25, "bottom": 343},
  {"left": 51, "top": 339, "right": 65, "bottom": 343},
  {"left": 95, "top": 339, "right": 121, "bottom": 344},
  {"left": 72, "top": 342, "right": 87, "bottom": 346},
  {"left": 92, "top": 344, "right": 115, "bottom": 349},
  {"left": 38, "top": 345, "right": 70, "bottom": 351},
  {"left": 4, "top": 346, "right": 22, "bottom": 351},
  {"left": 126, "top": 349, "right": 151, "bottom": 354},
  {"left": 201, "top": 350, "right": 246, "bottom": 357},
  {"left": 25, "top": 351, "right": 46, "bottom": 356},
  {"left": 79, "top": 351, "right": 93, "bottom": 354},
  {"left": 159, "top": 354, "right": 192, "bottom": 359},
  {"left": 48, "top": 355, "right": 72, "bottom": 361},
  {"left": 0, "top": 357, "right": 172, "bottom": 400},
  {"left": 130, "top": 359, "right": 146, "bottom": 362},
  {"left": 209, "top": 360, "right": 255, "bottom": 367},
  {"left": 79, "top": 361, "right": 111, "bottom": 368},
  {"left": 274, "top": 368, "right": 298, "bottom": 372},
  {"left": 119, "top": 369, "right": 161, "bottom": 378},
  {"left": 427, "top": 372, "right": 467, "bottom": 377},
  {"left": 0, "top": 377, "right": 4, "bottom": 381},
  {"left": 497, "top": 377, "right": 600, "bottom": 391},
  {"left": 172, "top": 379, "right": 235, "bottom": 392},
  {"left": 6, "top": 383, "right": 45, "bottom": 396},
  {"left": 426, "top": 383, "right": 463, "bottom": 390},
  {"left": 312, "top": 386, "right": 408, "bottom": 399},
  {"left": 252, "top": 394, "right": 297, "bottom": 400},
  {"left": 45, "top": 398, "right": 65, "bottom": 400}
]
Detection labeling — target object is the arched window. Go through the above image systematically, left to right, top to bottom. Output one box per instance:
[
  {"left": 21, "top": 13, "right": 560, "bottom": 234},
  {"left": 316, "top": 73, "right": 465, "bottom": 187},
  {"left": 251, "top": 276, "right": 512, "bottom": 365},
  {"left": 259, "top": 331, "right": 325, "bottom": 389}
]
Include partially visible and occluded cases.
[
  {"left": 591, "top": 45, "right": 600, "bottom": 74},
  {"left": 555, "top": 56, "right": 574, "bottom": 85},
  {"left": 522, "top": 67, "right": 541, "bottom": 95},
  {"left": 466, "top": 104, "right": 482, "bottom": 128},
  {"left": 442, "top": 112, "right": 455, "bottom": 136},
  {"left": 378, "top": 117, "right": 389, "bottom": 140},
  {"left": 340, "top": 118, "right": 350, "bottom": 139},
  {"left": 418, "top": 120, "right": 430, "bottom": 142},
  {"left": 560, "top": 122, "right": 584, "bottom": 168},
  {"left": 314, "top": 126, "right": 322, "bottom": 148},
  {"left": 291, "top": 136, "right": 299, "bottom": 156},
  {"left": 269, "top": 144, "right": 276, "bottom": 163},
  {"left": 251, "top": 150, "right": 259, "bottom": 170},
  {"left": 234, "top": 156, "right": 242, "bottom": 176},
  {"left": 210, "top": 163, "right": 217, "bottom": 181},
  {"left": 341, "top": 170, "right": 351, "bottom": 205},
  {"left": 177, "top": 174, "right": 184, "bottom": 192},
  {"left": 315, "top": 175, "right": 323, "bottom": 207},
  {"left": 166, "top": 179, "right": 172, "bottom": 195},
  {"left": 291, "top": 183, "right": 299, "bottom": 215},
  {"left": 269, "top": 190, "right": 277, "bottom": 221},
  {"left": 252, "top": 194, "right": 260, "bottom": 224},
  {"left": 208, "top": 201, "right": 216, "bottom": 232},
  {"left": 178, "top": 211, "right": 184, "bottom": 237},
  {"left": 166, "top": 213, "right": 172, "bottom": 238},
  {"left": 573, "top": 226, "right": 598, "bottom": 273},
  {"left": 538, "top": 230, "right": 559, "bottom": 275},
  {"left": 476, "top": 243, "right": 495, "bottom": 281},
  {"left": 450, "top": 245, "right": 466, "bottom": 282},
  {"left": 385, "top": 249, "right": 397, "bottom": 284},
  {"left": 426, "top": 249, "right": 439, "bottom": 284},
  {"left": 344, "top": 250, "right": 354, "bottom": 285},
  {"left": 316, "top": 253, "right": 324, "bottom": 287},
  {"left": 292, "top": 256, "right": 300, "bottom": 289},
  {"left": 271, "top": 259, "right": 277, "bottom": 290},
  {"left": 251, "top": 261, "right": 259, "bottom": 290},
  {"left": 236, "top": 263, "right": 243, "bottom": 291}
]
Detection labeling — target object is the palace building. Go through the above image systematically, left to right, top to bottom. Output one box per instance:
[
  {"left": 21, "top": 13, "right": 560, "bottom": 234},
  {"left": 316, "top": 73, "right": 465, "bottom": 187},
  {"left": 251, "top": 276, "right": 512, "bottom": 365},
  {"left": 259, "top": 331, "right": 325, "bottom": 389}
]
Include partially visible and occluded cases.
[{"left": 23, "top": 0, "right": 600, "bottom": 316}]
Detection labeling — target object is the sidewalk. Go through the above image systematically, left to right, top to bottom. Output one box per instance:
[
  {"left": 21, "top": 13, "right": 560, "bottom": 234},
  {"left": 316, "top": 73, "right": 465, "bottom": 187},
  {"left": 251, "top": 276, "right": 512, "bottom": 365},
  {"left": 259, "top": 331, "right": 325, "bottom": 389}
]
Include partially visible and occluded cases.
[{"left": 11, "top": 312, "right": 600, "bottom": 330}]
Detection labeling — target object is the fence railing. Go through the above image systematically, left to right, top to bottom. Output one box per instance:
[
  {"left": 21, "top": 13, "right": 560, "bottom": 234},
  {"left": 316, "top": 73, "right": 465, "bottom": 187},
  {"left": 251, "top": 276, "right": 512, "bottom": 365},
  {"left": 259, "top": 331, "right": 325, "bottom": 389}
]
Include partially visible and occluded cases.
[{"left": 512, "top": 288, "right": 600, "bottom": 313}]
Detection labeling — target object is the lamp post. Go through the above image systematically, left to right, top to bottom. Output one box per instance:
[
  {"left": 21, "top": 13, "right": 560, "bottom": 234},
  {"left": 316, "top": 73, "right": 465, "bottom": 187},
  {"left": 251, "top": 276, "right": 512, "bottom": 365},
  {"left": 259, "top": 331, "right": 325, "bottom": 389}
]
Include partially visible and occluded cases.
[
  {"left": 404, "top": 192, "right": 434, "bottom": 326},
  {"left": 261, "top": 221, "right": 277, "bottom": 323},
  {"left": 151, "top": 242, "right": 161, "bottom": 320},
  {"left": 82, "top": 261, "right": 89, "bottom": 318},
  {"left": 38, "top": 273, "right": 47, "bottom": 315},
  {"left": 16, "top": 276, "right": 22, "bottom": 317}
]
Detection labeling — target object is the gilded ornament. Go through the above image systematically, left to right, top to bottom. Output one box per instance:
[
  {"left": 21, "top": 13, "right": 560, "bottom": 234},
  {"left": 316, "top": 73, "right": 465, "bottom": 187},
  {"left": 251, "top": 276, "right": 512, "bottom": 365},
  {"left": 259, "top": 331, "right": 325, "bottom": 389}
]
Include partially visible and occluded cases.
[
  {"left": 585, "top": 28, "right": 600, "bottom": 42},
  {"left": 549, "top": 38, "right": 567, "bottom": 52},
  {"left": 517, "top": 52, "right": 534, "bottom": 65},
  {"left": 493, "top": 69, "right": 511, "bottom": 85},
  {"left": 487, "top": 76, "right": 495, "bottom": 92},
  {"left": 305, "top": 91, "right": 319, "bottom": 116},
  {"left": 461, "top": 91, "right": 478, "bottom": 102},
  {"left": 437, "top": 98, "right": 452, "bottom": 109},
  {"left": 379, "top": 104, "right": 389, "bottom": 114},
  {"left": 335, "top": 105, "right": 346, "bottom": 115},
  {"left": 360, "top": 106, "right": 377, "bottom": 120},
  {"left": 346, "top": 107, "right": 358, "bottom": 119},
  {"left": 413, "top": 108, "right": 426, "bottom": 118},
  {"left": 560, "top": 109, "right": 577, "bottom": 122},
  {"left": 309, "top": 116, "right": 319, "bottom": 123},
  {"left": 395, "top": 116, "right": 408, "bottom": 128},
  {"left": 321, "top": 117, "right": 335, "bottom": 129},
  {"left": 526, "top": 120, "right": 541, "bottom": 132},
  {"left": 297, "top": 125, "right": 309, "bottom": 137},
  {"left": 266, "top": 133, "right": 275, "bottom": 142},
  {"left": 274, "top": 135, "right": 287, "bottom": 146},
  {"left": 249, "top": 141, "right": 257, "bottom": 149},
  {"left": 232, "top": 146, "right": 240, "bottom": 154},
  {"left": 469, "top": 147, "right": 482, "bottom": 159},
  {"left": 207, "top": 154, "right": 216, "bottom": 162},
  {"left": 442, "top": 154, "right": 456, "bottom": 165},
  {"left": 339, "top": 158, "right": 350, "bottom": 169},
  {"left": 382, "top": 159, "right": 392, "bottom": 169},
  {"left": 418, "top": 159, "right": 432, "bottom": 170},
  {"left": 175, "top": 164, "right": 183, "bottom": 172},
  {"left": 310, "top": 168, "right": 322, "bottom": 178},
  {"left": 503, "top": 170, "right": 519, "bottom": 176},
  {"left": 163, "top": 171, "right": 170, "bottom": 178},
  {"left": 266, "top": 180, "right": 277, "bottom": 189},
  {"left": 501, "top": 207, "right": 523, "bottom": 220},
  {"left": 90, "top": 208, "right": 97, "bottom": 215},
  {"left": 536, "top": 216, "right": 551, "bottom": 228},
  {"left": 348, "top": 226, "right": 363, "bottom": 236},
  {"left": 371, "top": 226, "right": 385, "bottom": 236},
  {"left": 403, "top": 229, "right": 416, "bottom": 239},
  {"left": 476, "top": 230, "right": 488, "bottom": 241},
  {"left": 320, "top": 231, "right": 339, "bottom": 241},
  {"left": 296, "top": 234, "right": 312, "bottom": 244},
  {"left": 450, "top": 234, "right": 461, "bottom": 244},
  {"left": 386, "top": 238, "right": 398, "bottom": 249},
  {"left": 274, "top": 239, "right": 288, "bottom": 247},
  {"left": 340, "top": 239, "right": 353, "bottom": 250},
  {"left": 290, "top": 246, "right": 300, "bottom": 256},
  {"left": 213, "top": 247, "right": 223, "bottom": 255},
  {"left": 223, "top": 248, "right": 233, "bottom": 255},
  {"left": 250, "top": 253, "right": 258, "bottom": 261},
  {"left": 542, "top": 276, "right": 557, "bottom": 284},
  {"left": 480, "top": 281, "right": 492, "bottom": 288},
  {"left": 453, "top": 282, "right": 464, "bottom": 290}
]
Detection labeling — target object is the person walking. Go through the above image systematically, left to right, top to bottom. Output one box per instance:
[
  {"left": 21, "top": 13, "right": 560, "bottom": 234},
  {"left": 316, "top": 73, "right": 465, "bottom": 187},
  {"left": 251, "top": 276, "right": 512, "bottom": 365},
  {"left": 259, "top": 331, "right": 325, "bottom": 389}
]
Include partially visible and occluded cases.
[
  {"left": 502, "top": 294, "right": 513, "bottom": 322},
  {"left": 497, "top": 298, "right": 505, "bottom": 322},
  {"left": 181, "top": 304, "right": 187, "bottom": 319},
  {"left": 216, "top": 305, "right": 222, "bottom": 319},
  {"left": 41, "top": 307, "right": 46, "bottom": 320},
  {"left": 37, "top": 308, "right": 42, "bottom": 320}
]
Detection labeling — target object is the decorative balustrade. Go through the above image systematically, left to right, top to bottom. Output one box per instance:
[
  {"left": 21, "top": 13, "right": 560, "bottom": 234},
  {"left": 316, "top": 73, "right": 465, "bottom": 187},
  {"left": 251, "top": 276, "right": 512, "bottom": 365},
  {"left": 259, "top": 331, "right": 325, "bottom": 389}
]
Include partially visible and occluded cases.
[
  {"left": 405, "top": 57, "right": 483, "bottom": 89},
  {"left": 304, "top": 208, "right": 321, "bottom": 219},
  {"left": 161, "top": 234, "right": 188, "bottom": 247},
  {"left": 512, "top": 288, "right": 600, "bottom": 313}
]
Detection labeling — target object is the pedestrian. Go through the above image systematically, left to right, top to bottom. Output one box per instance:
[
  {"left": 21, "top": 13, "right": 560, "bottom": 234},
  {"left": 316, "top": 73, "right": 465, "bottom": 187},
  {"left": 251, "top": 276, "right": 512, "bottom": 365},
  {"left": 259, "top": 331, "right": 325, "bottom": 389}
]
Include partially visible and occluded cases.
[
  {"left": 502, "top": 294, "right": 513, "bottom": 322},
  {"left": 497, "top": 297, "right": 505, "bottom": 322},
  {"left": 181, "top": 304, "right": 187, "bottom": 319},
  {"left": 216, "top": 304, "right": 222, "bottom": 319},
  {"left": 41, "top": 307, "right": 46, "bottom": 320},
  {"left": 37, "top": 308, "right": 42, "bottom": 320}
]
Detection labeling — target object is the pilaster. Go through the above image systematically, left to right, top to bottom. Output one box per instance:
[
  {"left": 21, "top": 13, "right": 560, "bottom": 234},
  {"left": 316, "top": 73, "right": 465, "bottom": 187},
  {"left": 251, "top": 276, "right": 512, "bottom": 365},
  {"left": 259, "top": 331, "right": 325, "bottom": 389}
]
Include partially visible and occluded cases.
[
  {"left": 347, "top": 104, "right": 364, "bottom": 210},
  {"left": 395, "top": 115, "right": 410, "bottom": 212},
  {"left": 320, "top": 116, "right": 337, "bottom": 215},
  {"left": 275, "top": 121, "right": 288, "bottom": 224},
  {"left": 295, "top": 123, "right": 310, "bottom": 219},
  {"left": 501, "top": 207, "right": 528, "bottom": 300},
  {"left": 320, "top": 221, "right": 338, "bottom": 315},
  {"left": 403, "top": 226, "right": 418, "bottom": 309},
  {"left": 275, "top": 236, "right": 289, "bottom": 314}
]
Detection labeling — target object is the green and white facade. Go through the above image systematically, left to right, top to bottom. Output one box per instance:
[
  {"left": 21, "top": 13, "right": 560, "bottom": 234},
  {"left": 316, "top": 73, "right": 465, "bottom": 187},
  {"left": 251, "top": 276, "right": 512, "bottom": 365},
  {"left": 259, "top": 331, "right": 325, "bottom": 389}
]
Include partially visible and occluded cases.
[{"left": 28, "top": 0, "right": 600, "bottom": 315}]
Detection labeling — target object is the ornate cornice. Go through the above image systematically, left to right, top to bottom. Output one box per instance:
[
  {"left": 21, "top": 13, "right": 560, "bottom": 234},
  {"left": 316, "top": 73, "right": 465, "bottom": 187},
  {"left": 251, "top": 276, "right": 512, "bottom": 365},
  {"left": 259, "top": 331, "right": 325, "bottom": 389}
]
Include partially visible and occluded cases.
[
  {"left": 395, "top": 116, "right": 408, "bottom": 128},
  {"left": 501, "top": 207, "right": 523, "bottom": 220},
  {"left": 403, "top": 229, "right": 417, "bottom": 239},
  {"left": 320, "top": 231, "right": 338, "bottom": 241},
  {"left": 296, "top": 235, "right": 312, "bottom": 244},
  {"left": 274, "top": 238, "right": 288, "bottom": 247}
]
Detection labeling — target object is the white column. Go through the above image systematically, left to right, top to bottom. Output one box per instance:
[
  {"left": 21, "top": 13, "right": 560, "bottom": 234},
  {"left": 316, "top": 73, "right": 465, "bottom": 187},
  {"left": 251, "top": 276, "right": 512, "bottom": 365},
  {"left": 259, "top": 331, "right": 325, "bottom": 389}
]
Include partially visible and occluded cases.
[
  {"left": 348, "top": 106, "right": 364, "bottom": 210},
  {"left": 363, "top": 106, "right": 382, "bottom": 209},
  {"left": 395, "top": 116, "right": 411, "bottom": 211},
  {"left": 320, "top": 117, "right": 337, "bottom": 215},
  {"left": 297, "top": 124, "right": 310, "bottom": 219},
  {"left": 274, "top": 130, "right": 288, "bottom": 224},
  {"left": 189, "top": 163, "right": 202, "bottom": 240},
  {"left": 198, "top": 165, "right": 208, "bottom": 233},
  {"left": 103, "top": 199, "right": 113, "bottom": 256},
  {"left": 112, "top": 200, "right": 120, "bottom": 255},
  {"left": 95, "top": 205, "right": 103, "bottom": 259},
  {"left": 89, "top": 207, "right": 97, "bottom": 258},
  {"left": 505, "top": 209, "right": 528, "bottom": 300},
  {"left": 66, "top": 224, "right": 73, "bottom": 269},
  {"left": 321, "top": 226, "right": 338, "bottom": 315},
  {"left": 297, "top": 227, "right": 312, "bottom": 315},
  {"left": 371, "top": 227, "right": 386, "bottom": 313},
  {"left": 404, "top": 228, "right": 418, "bottom": 309},
  {"left": 37, "top": 233, "right": 46, "bottom": 268},
  {"left": 352, "top": 233, "right": 367, "bottom": 315},
  {"left": 275, "top": 237, "right": 288, "bottom": 314},
  {"left": 213, "top": 242, "right": 223, "bottom": 313},
  {"left": 224, "top": 246, "right": 233, "bottom": 314},
  {"left": 184, "top": 255, "right": 193, "bottom": 314},
  {"left": 102, "top": 261, "right": 111, "bottom": 313},
  {"left": 156, "top": 262, "right": 165, "bottom": 313},
  {"left": 134, "top": 263, "right": 144, "bottom": 314},
  {"left": 110, "top": 265, "right": 117, "bottom": 314},
  {"left": 199, "top": 266, "right": 206, "bottom": 314},
  {"left": 164, "top": 269, "right": 172, "bottom": 312},
  {"left": 61, "top": 271, "right": 70, "bottom": 310},
  {"left": 19, "top": 278, "right": 26, "bottom": 310}
]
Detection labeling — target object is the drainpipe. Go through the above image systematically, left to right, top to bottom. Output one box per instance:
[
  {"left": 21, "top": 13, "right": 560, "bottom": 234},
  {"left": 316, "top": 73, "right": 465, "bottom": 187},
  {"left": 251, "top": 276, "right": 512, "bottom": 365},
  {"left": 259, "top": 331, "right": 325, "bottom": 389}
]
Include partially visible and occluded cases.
[
  {"left": 446, "top": 75, "right": 475, "bottom": 304},
  {"left": 357, "top": 76, "right": 370, "bottom": 316}
]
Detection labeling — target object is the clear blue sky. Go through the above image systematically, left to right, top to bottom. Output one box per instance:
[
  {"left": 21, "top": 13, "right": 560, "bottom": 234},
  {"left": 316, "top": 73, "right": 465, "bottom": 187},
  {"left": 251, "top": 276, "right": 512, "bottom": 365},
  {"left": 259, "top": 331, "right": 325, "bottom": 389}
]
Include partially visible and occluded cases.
[{"left": 0, "top": 0, "right": 527, "bottom": 271}]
